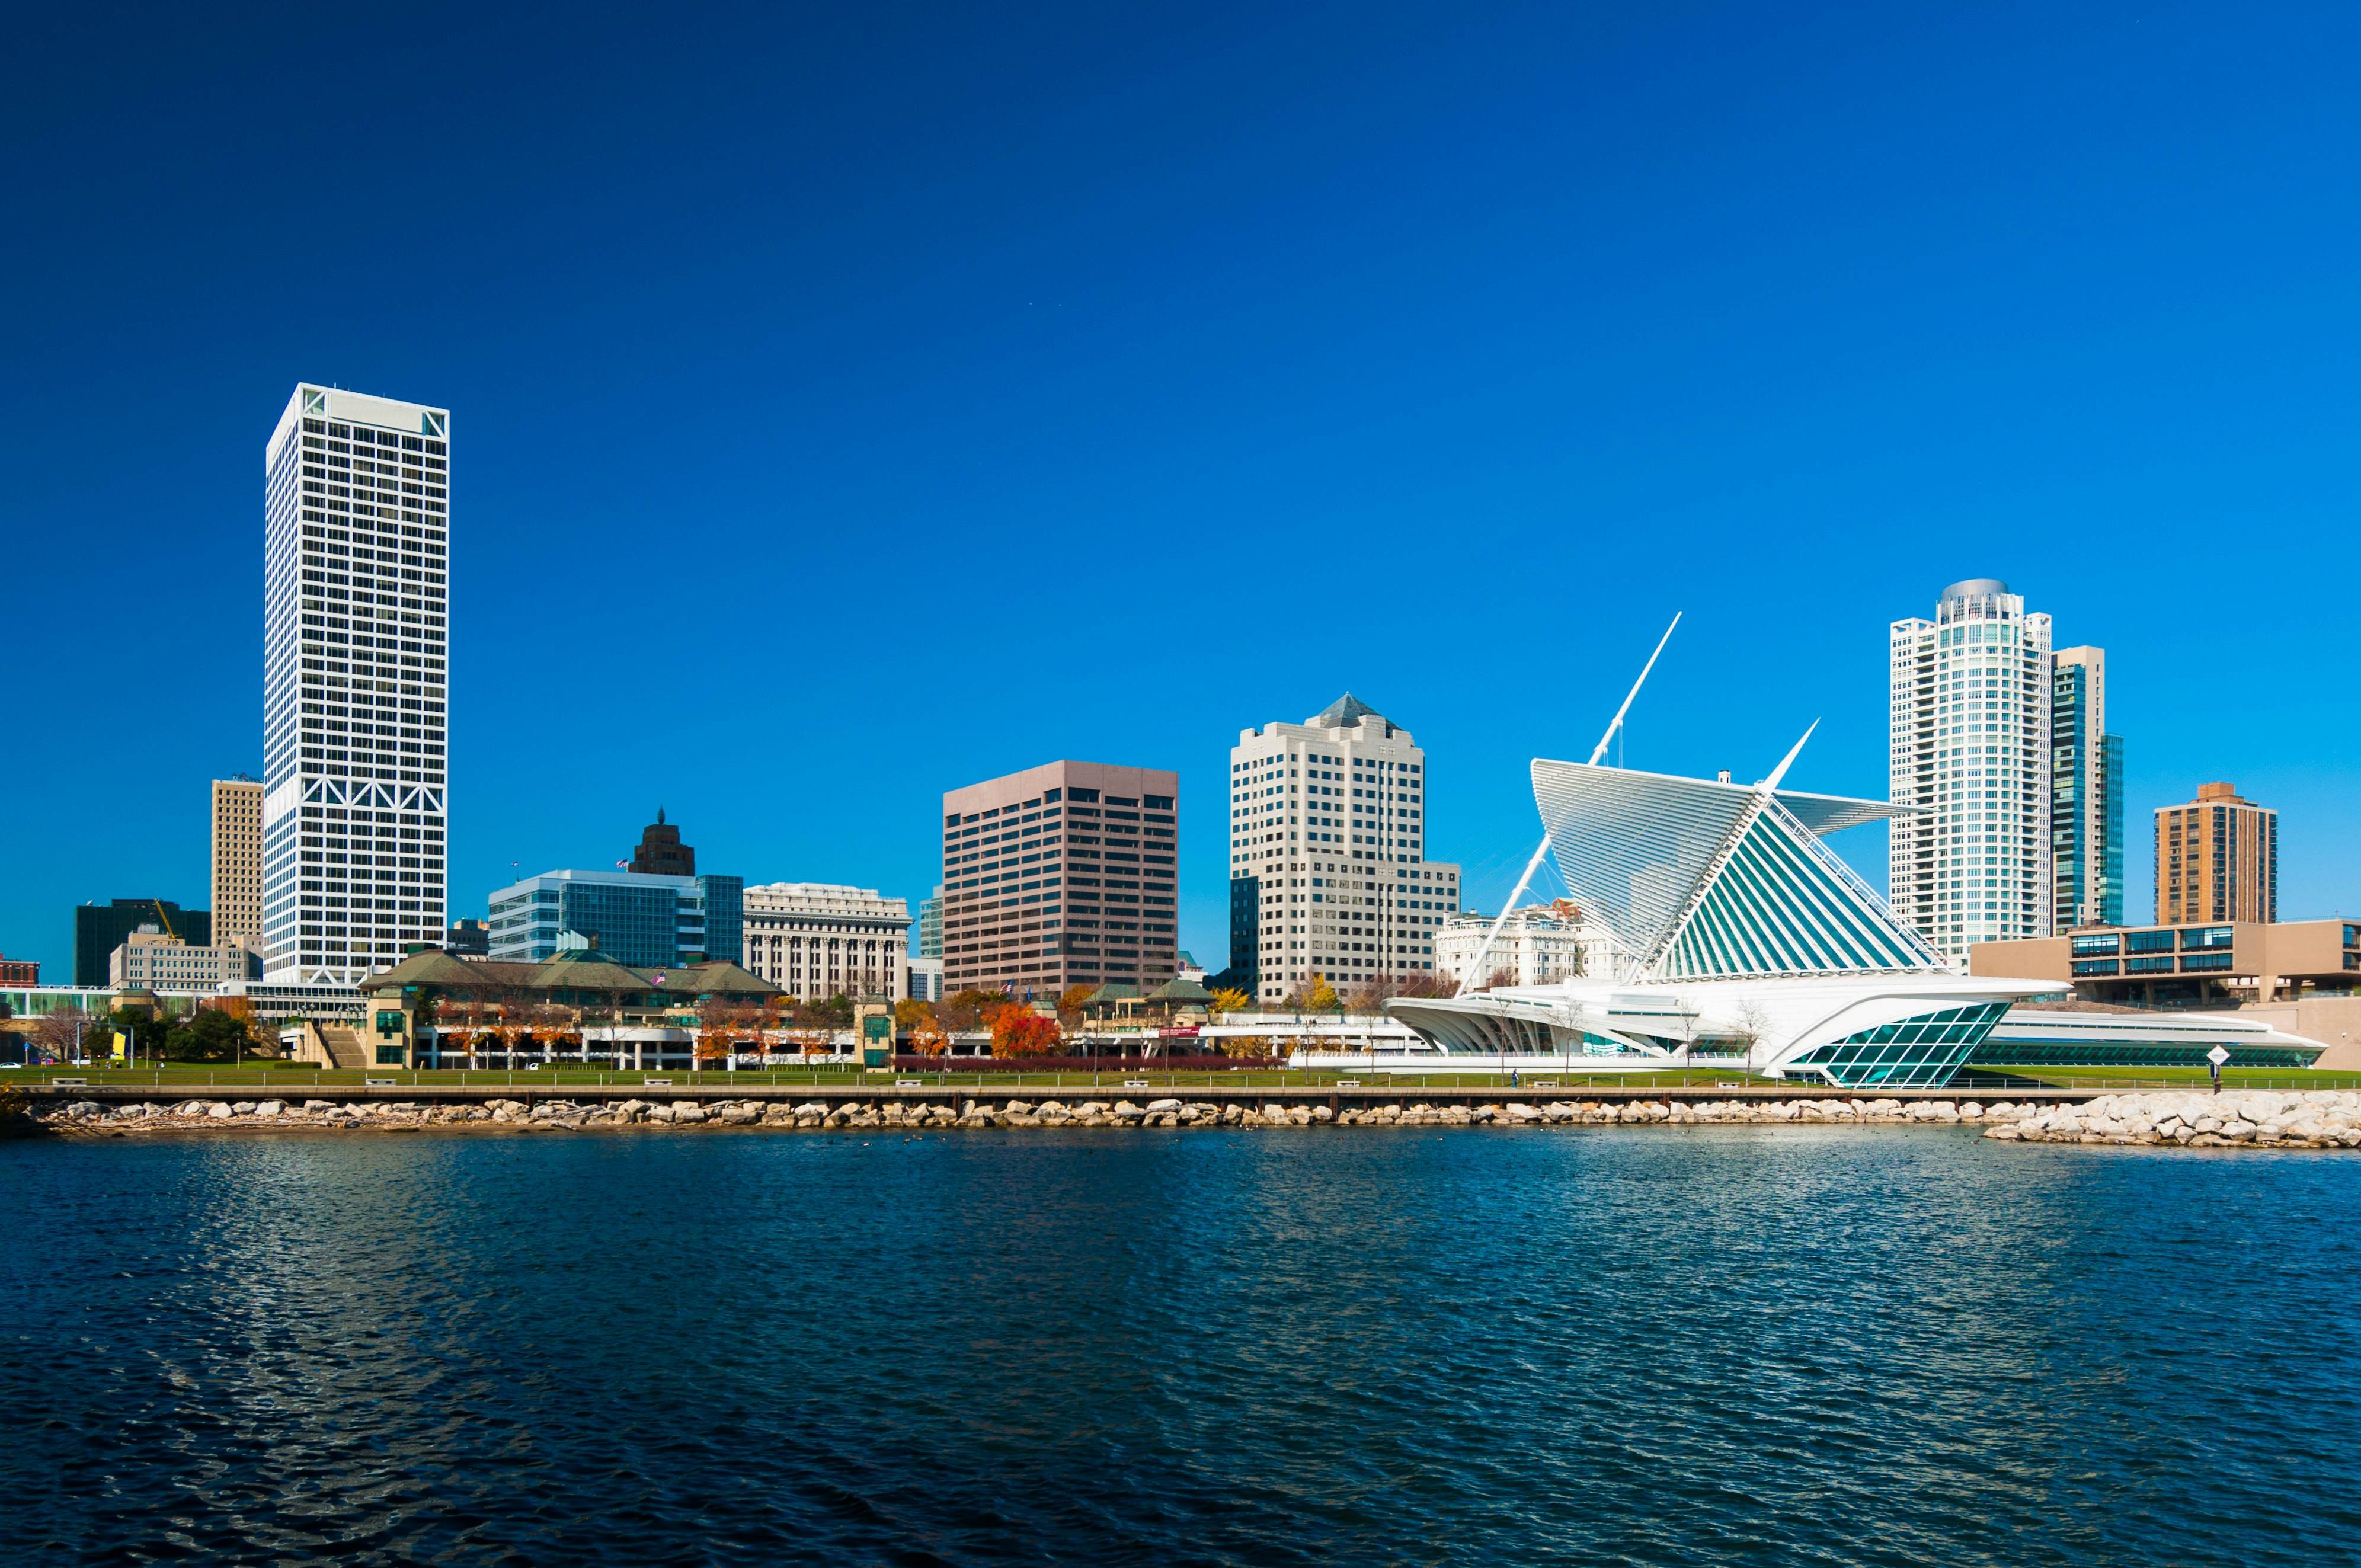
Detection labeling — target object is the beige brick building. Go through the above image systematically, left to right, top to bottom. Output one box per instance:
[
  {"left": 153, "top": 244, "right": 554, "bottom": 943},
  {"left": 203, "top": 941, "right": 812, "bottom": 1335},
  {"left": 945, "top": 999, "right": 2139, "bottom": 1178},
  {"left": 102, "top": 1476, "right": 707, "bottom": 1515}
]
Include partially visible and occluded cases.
[{"left": 211, "top": 777, "right": 265, "bottom": 948}]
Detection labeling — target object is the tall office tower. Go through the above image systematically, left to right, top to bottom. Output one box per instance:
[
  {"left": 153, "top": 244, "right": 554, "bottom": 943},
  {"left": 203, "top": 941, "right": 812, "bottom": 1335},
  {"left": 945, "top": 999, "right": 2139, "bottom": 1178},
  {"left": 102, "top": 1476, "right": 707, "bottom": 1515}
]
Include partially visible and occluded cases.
[
  {"left": 261, "top": 385, "right": 451, "bottom": 983},
  {"left": 1888, "top": 580, "right": 2054, "bottom": 965},
  {"left": 2049, "top": 647, "right": 2124, "bottom": 931},
  {"left": 1230, "top": 694, "right": 1460, "bottom": 1004},
  {"left": 939, "top": 761, "right": 1179, "bottom": 996},
  {"left": 210, "top": 776, "right": 266, "bottom": 948},
  {"left": 2156, "top": 782, "right": 2277, "bottom": 925}
]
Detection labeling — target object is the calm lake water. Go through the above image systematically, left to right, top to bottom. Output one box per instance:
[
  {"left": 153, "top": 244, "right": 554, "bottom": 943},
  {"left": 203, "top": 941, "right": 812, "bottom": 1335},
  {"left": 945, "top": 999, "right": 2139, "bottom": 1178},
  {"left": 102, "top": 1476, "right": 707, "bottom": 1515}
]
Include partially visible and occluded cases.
[{"left": 4, "top": 1125, "right": 2357, "bottom": 1565}]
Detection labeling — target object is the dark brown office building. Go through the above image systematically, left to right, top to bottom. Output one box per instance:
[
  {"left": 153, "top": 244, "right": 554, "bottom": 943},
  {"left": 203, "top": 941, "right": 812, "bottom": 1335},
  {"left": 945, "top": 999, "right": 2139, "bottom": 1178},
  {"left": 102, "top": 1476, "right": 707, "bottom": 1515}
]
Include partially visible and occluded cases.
[{"left": 631, "top": 809, "right": 696, "bottom": 877}]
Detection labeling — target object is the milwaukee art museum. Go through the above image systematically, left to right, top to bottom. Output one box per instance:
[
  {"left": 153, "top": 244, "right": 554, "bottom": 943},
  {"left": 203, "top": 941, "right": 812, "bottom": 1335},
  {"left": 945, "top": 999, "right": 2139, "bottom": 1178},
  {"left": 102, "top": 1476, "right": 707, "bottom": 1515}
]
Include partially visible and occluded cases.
[{"left": 1387, "top": 749, "right": 2323, "bottom": 1088}]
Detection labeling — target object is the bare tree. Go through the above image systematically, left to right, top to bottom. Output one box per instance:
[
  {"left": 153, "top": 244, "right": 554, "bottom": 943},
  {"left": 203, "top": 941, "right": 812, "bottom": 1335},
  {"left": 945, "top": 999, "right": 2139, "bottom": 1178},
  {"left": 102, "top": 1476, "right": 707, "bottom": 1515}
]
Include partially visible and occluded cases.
[
  {"left": 1669, "top": 993, "right": 1697, "bottom": 1087},
  {"left": 1730, "top": 1000, "right": 1774, "bottom": 1076},
  {"left": 28, "top": 1010, "right": 98, "bottom": 1065}
]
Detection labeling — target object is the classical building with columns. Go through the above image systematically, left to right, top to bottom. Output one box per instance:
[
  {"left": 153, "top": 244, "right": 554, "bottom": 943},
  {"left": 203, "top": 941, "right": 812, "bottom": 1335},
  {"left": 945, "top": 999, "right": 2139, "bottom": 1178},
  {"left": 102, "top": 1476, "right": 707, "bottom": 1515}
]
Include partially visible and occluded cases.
[{"left": 742, "top": 882, "right": 910, "bottom": 1002}]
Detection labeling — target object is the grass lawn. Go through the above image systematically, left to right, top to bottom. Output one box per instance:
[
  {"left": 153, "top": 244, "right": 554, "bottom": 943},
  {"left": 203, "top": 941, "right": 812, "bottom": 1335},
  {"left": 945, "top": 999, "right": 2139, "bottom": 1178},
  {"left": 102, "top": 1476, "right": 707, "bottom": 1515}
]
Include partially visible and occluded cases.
[{"left": 1968, "top": 1064, "right": 2361, "bottom": 1092}]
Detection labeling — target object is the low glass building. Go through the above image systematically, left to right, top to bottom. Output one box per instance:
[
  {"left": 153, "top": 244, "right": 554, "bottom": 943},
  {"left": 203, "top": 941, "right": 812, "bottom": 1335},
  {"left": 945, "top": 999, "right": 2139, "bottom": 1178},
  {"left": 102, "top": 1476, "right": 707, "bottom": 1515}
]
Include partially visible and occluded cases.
[{"left": 485, "top": 869, "right": 743, "bottom": 968}]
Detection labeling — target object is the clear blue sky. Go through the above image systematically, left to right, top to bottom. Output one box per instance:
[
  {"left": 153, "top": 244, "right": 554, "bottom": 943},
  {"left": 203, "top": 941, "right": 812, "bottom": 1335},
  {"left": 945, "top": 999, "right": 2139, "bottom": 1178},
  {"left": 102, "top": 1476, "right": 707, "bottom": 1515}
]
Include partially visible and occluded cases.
[{"left": 5, "top": 1, "right": 2357, "bottom": 977}]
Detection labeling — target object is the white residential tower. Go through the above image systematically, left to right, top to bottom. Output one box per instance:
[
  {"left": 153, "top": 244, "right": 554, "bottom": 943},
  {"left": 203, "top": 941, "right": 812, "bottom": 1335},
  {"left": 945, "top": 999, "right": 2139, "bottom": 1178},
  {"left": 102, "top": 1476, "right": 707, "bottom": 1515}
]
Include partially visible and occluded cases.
[{"left": 1888, "top": 579, "right": 2052, "bottom": 964}]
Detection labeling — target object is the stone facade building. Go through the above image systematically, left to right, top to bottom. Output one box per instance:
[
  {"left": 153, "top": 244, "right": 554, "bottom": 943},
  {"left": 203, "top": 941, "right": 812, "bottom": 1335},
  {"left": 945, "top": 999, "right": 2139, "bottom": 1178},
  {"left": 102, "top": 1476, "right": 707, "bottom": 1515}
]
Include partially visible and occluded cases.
[
  {"left": 741, "top": 883, "right": 910, "bottom": 1002},
  {"left": 1434, "top": 901, "right": 1613, "bottom": 991}
]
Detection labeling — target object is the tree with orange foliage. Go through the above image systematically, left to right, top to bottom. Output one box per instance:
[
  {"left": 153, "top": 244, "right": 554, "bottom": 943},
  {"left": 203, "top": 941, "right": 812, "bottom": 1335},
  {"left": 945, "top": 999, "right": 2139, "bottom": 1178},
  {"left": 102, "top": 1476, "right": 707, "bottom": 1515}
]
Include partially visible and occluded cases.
[
  {"left": 1056, "top": 984, "right": 1100, "bottom": 1025},
  {"left": 943, "top": 988, "right": 1001, "bottom": 1033},
  {"left": 897, "top": 997, "right": 949, "bottom": 1055},
  {"left": 698, "top": 1001, "right": 756, "bottom": 1067},
  {"left": 988, "top": 1003, "right": 1061, "bottom": 1057}
]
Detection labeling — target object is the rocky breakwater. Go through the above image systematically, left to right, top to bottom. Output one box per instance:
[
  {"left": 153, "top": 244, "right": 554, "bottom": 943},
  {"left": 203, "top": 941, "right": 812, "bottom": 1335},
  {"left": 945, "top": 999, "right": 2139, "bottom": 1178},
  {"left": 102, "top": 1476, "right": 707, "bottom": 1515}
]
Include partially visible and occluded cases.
[
  {"left": 1982, "top": 1090, "right": 2361, "bottom": 1150},
  {"left": 55, "top": 1092, "right": 2360, "bottom": 1145},
  {"left": 36, "top": 1094, "right": 2042, "bottom": 1135},
  {"left": 37, "top": 1097, "right": 793, "bottom": 1133}
]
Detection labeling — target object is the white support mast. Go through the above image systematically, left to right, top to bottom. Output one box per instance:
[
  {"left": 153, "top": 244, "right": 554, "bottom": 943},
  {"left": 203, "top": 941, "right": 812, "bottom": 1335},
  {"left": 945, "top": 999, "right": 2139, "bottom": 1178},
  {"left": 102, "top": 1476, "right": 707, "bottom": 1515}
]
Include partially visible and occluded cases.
[{"left": 1456, "top": 613, "right": 1680, "bottom": 996}]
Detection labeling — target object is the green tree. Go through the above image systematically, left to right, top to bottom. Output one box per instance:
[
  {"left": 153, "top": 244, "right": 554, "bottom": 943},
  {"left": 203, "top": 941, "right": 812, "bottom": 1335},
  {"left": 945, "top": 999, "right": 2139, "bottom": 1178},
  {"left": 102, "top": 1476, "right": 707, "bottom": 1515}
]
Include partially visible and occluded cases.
[
  {"left": 793, "top": 993, "right": 854, "bottom": 1028},
  {"left": 104, "top": 1006, "right": 175, "bottom": 1063},
  {"left": 162, "top": 1009, "right": 254, "bottom": 1063}
]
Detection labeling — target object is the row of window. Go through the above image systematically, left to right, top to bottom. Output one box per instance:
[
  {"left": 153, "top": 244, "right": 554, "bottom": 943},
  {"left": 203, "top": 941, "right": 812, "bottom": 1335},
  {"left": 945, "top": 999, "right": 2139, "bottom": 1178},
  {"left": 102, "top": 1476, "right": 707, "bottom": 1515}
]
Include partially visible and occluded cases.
[
  {"left": 297, "top": 517, "right": 447, "bottom": 546},
  {"left": 1237, "top": 754, "right": 1423, "bottom": 776},
  {"left": 2069, "top": 926, "right": 2234, "bottom": 958}
]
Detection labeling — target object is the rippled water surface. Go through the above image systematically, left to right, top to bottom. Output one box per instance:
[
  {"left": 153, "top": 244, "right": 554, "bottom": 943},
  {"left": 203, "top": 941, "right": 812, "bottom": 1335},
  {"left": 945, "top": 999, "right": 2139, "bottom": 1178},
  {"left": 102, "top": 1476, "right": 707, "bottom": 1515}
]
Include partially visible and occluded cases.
[{"left": 4, "top": 1125, "right": 2357, "bottom": 1564}]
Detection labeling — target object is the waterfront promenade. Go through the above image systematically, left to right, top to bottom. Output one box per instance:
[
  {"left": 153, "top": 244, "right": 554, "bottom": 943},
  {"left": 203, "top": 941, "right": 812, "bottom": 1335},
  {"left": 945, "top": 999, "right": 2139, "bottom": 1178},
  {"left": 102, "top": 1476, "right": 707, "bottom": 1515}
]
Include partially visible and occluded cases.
[
  {"left": 9, "top": 1060, "right": 2354, "bottom": 1109},
  {"left": 0, "top": 1071, "right": 2208, "bottom": 1115}
]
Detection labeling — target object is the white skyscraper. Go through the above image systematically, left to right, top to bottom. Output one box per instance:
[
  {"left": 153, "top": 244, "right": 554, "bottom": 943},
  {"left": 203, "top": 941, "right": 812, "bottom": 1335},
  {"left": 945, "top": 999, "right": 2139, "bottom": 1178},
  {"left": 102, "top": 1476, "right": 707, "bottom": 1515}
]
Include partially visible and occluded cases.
[
  {"left": 261, "top": 386, "right": 451, "bottom": 983},
  {"left": 1888, "top": 578, "right": 2052, "bottom": 965},
  {"left": 1229, "top": 695, "right": 1460, "bottom": 1004}
]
